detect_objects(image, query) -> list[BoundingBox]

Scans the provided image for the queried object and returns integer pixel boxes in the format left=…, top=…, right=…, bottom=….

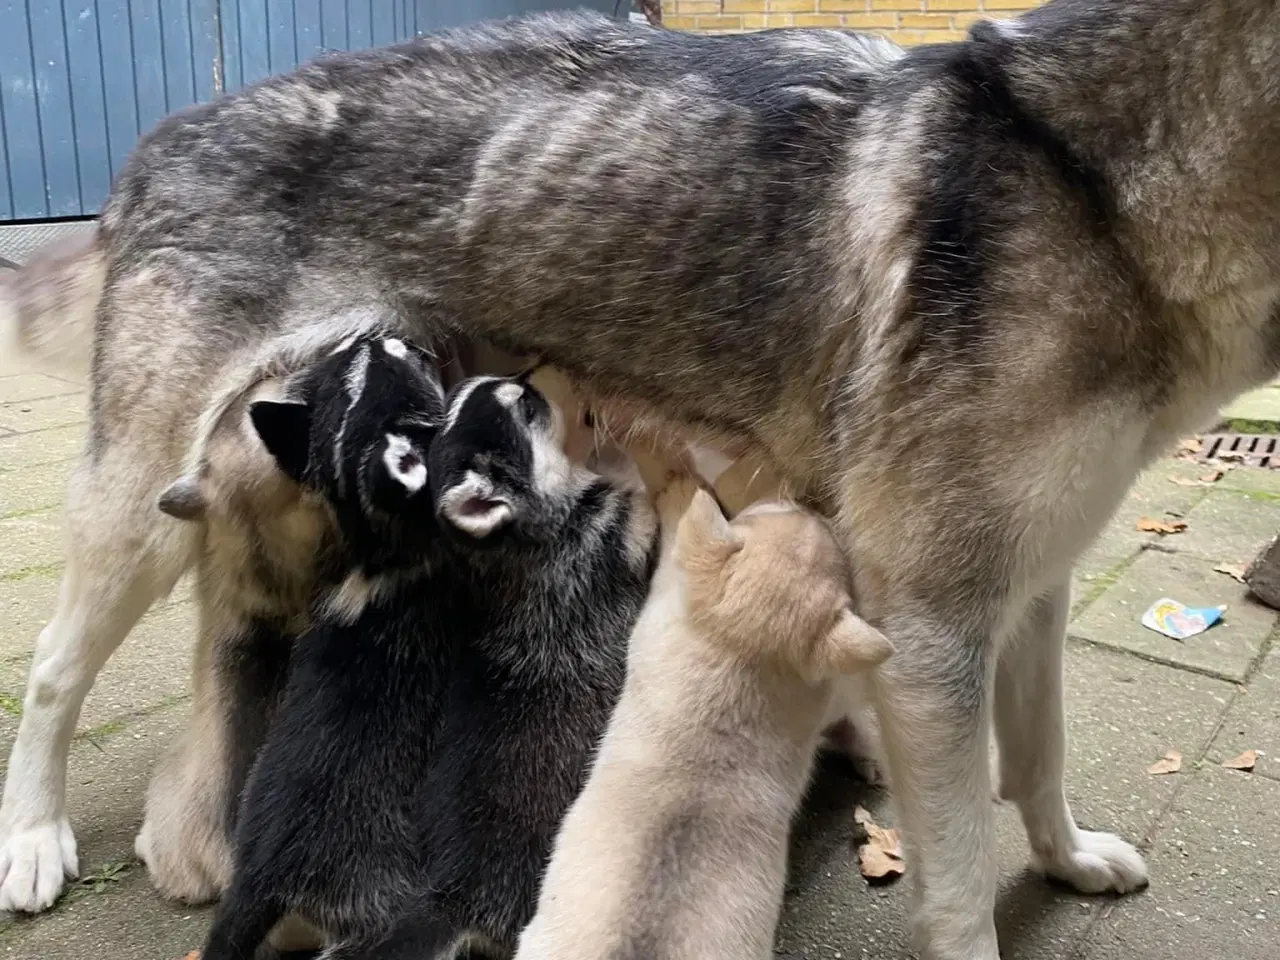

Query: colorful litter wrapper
left=1141, top=597, right=1226, bottom=641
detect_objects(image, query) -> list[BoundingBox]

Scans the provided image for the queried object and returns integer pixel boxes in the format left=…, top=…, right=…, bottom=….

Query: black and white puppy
left=201, top=359, right=657, bottom=960
left=199, top=332, right=454, bottom=960
left=338, top=373, right=657, bottom=959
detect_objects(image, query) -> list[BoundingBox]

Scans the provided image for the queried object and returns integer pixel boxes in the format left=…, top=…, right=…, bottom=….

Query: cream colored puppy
left=514, top=456, right=893, bottom=960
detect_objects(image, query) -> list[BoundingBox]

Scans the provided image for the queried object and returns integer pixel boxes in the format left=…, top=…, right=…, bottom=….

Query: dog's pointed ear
left=437, top=471, right=515, bottom=539
left=249, top=400, right=311, bottom=483
left=814, top=608, right=894, bottom=678
left=156, top=474, right=207, bottom=521
left=679, top=488, right=743, bottom=550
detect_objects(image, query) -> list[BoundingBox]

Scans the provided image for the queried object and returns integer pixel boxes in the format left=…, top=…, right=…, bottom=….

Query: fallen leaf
left=1148, top=749, right=1183, bottom=775
left=1176, top=436, right=1202, bottom=457
left=854, top=805, right=906, bottom=882
left=1217, top=451, right=1247, bottom=463
left=1214, top=563, right=1248, bottom=583
left=1171, top=470, right=1226, bottom=487
left=180, top=953, right=200, bottom=960
left=1137, top=517, right=1188, bottom=535
left=1224, top=750, right=1258, bottom=772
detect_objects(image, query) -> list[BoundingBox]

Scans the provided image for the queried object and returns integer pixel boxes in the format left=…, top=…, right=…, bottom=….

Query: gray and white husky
left=4, top=4, right=1280, bottom=957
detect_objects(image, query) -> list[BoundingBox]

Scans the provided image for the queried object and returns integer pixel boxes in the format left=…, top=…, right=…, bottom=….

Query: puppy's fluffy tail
left=0, top=229, right=105, bottom=382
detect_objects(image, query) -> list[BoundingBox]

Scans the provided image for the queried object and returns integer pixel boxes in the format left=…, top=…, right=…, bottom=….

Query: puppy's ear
left=249, top=400, right=311, bottom=483
left=375, top=432, right=430, bottom=499
left=156, top=474, right=207, bottom=521
left=812, top=608, right=894, bottom=678
left=437, top=472, right=515, bottom=539
left=678, top=488, right=743, bottom=549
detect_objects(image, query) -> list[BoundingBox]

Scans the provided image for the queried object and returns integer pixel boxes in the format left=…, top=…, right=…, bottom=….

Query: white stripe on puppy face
left=493, top=382, right=525, bottom=408
left=383, top=337, right=408, bottom=358
left=444, top=376, right=501, bottom=431
left=344, top=343, right=371, bottom=402
left=383, top=433, right=427, bottom=493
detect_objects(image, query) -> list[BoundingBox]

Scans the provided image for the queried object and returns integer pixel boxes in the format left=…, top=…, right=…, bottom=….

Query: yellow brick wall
left=663, top=1, right=1047, bottom=45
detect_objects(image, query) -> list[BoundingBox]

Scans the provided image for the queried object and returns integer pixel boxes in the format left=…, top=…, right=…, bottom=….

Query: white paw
left=0, top=818, right=78, bottom=912
left=1037, top=829, right=1148, bottom=895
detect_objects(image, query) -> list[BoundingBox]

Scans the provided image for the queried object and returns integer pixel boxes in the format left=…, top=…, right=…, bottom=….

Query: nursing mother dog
left=6, top=3, right=1280, bottom=958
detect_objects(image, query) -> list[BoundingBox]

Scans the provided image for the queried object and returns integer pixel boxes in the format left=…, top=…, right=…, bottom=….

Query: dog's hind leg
left=870, top=610, right=1001, bottom=960
left=993, top=580, right=1148, bottom=895
left=0, top=452, right=192, bottom=912
left=137, top=611, right=293, bottom=904
left=318, top=912, right=462, bottom=960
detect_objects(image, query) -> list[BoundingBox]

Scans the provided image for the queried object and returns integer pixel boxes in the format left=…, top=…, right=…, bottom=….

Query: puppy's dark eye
left=583, top=409, right=596, bottom=429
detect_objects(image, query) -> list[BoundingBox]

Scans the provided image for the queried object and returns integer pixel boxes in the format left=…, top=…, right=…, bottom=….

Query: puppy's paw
left=0, top=818, right=78, bottom=912
left=1036, top=829, right=1148, bottom=895
left=134, top=814, right=230, bottom=904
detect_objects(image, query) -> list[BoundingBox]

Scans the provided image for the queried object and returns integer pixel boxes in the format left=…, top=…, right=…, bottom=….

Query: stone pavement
left=0, top=360, right=1277, bottom=960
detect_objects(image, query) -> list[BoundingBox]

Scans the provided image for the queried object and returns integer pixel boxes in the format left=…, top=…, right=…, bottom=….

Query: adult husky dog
left=4, top=3, right=1279, bottom=957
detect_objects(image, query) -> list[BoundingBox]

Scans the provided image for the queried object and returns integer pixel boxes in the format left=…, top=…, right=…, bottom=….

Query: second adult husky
left=5, top=4, right=1280, bottom=957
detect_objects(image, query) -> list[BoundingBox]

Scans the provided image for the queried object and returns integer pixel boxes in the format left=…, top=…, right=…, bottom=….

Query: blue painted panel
left=266, top=0, right=295, bottom=75
left=346, top=0, right=371, bottom=51
left=294, top=0, right=324, bottom=60
left=319, top=0, right=347, bottom=50
left=98, top=0, right=140, bottom=178
left=236, top=0, right=272, bottom=87
left=129, top=0, right=170, bottom=135
left=28, top=1, right=81, bottom=215
left=370, top=1, right=394, bottom=46
left=159, top=0, right=196, bottom=112
left=63, top=0, right=113, bottom=212
left=188, top=0, right=220, bottom=101
left=0, top=0, right=47, bottom=218
left=3, top=1, right=625, bottom=220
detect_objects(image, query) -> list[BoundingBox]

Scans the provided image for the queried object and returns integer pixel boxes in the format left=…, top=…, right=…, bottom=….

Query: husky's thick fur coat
left=4, top=3, right=1280, bottom=955
left=203, top=363, right=655, bottom=959
left=516, top=468, right=892, bottom=960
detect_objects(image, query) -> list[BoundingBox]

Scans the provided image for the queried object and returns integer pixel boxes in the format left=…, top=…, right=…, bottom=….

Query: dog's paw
left=1037, top=829, right=1148, bottom=895
left=134, top=819, right=228, bottom=904
left=0, top=818, right=78, bottom=912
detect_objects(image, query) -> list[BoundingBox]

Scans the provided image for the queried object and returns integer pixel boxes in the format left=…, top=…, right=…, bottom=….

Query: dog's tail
left=0, top=228, right=105, bottom=382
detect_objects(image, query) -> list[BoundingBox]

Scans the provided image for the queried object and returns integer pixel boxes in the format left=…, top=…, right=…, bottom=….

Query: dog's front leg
left=993, top=580, right=1148, bottom=894
left=871, top=612, right=1000, bottom=960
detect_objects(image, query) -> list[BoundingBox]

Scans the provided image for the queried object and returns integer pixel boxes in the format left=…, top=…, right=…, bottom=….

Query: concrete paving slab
left=1073, top=460, right=1214, bottom=613
left=1058, top=643, right=1237, bottom=844
left=1216, top=465, right=1280, bottom=499
left=0, top=461, right=75, bottom=519
left=1175, top=491, right=1280, bottom=567
left=0, top=376, right=81, bottom=406
left=774, top=644, right=1237, bottom=960
left=1082, top=767, right=1280, bottom=960
left=1207, top=653, right=1280, bottom=782
left=0, top=511, right=63, bottom=579
left=1220, top=381, right=1280, bottom=427
left=0, top=572, right=60, bottom=661
left=0, top=601, right=197, bottom=752
left=0, top=426, right=86, bottom=471
left=0, top=704, right=212, bottom=959
left=0, top=397, right=88, bottom=436
left=1070, top=550, right=1277, bottom=683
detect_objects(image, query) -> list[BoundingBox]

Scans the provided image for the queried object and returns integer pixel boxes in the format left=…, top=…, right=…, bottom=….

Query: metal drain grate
left=1197, top=433, right=1280, bottom=468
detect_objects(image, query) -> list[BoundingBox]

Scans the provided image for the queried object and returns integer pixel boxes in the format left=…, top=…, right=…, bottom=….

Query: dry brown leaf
left=1214, top=563, right=1248, bottom=583
left=854, top=805, right=906, bottom=882
left=1176, top=436, right=1202, bottom=457
left=1171, top=469, right=1226, bottom=487
left=1224, top=750, right=1258, bottom=772
left=1137, top=517, right=1188, bottom=535
left=1148, top=750, right=1183, bottom=775
left=181, top=953, right=200, bottom=960
left=1199, top=469, right=1225, bottom=483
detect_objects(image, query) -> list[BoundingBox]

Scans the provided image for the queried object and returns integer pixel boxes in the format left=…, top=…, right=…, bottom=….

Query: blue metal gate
left=0, top=1, right=620, bottom=221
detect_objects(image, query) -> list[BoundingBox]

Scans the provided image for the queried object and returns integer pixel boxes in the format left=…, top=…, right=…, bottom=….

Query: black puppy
left=199, top=333, right=454, bottom=960
left=201, top=360, right=657, bottom=959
